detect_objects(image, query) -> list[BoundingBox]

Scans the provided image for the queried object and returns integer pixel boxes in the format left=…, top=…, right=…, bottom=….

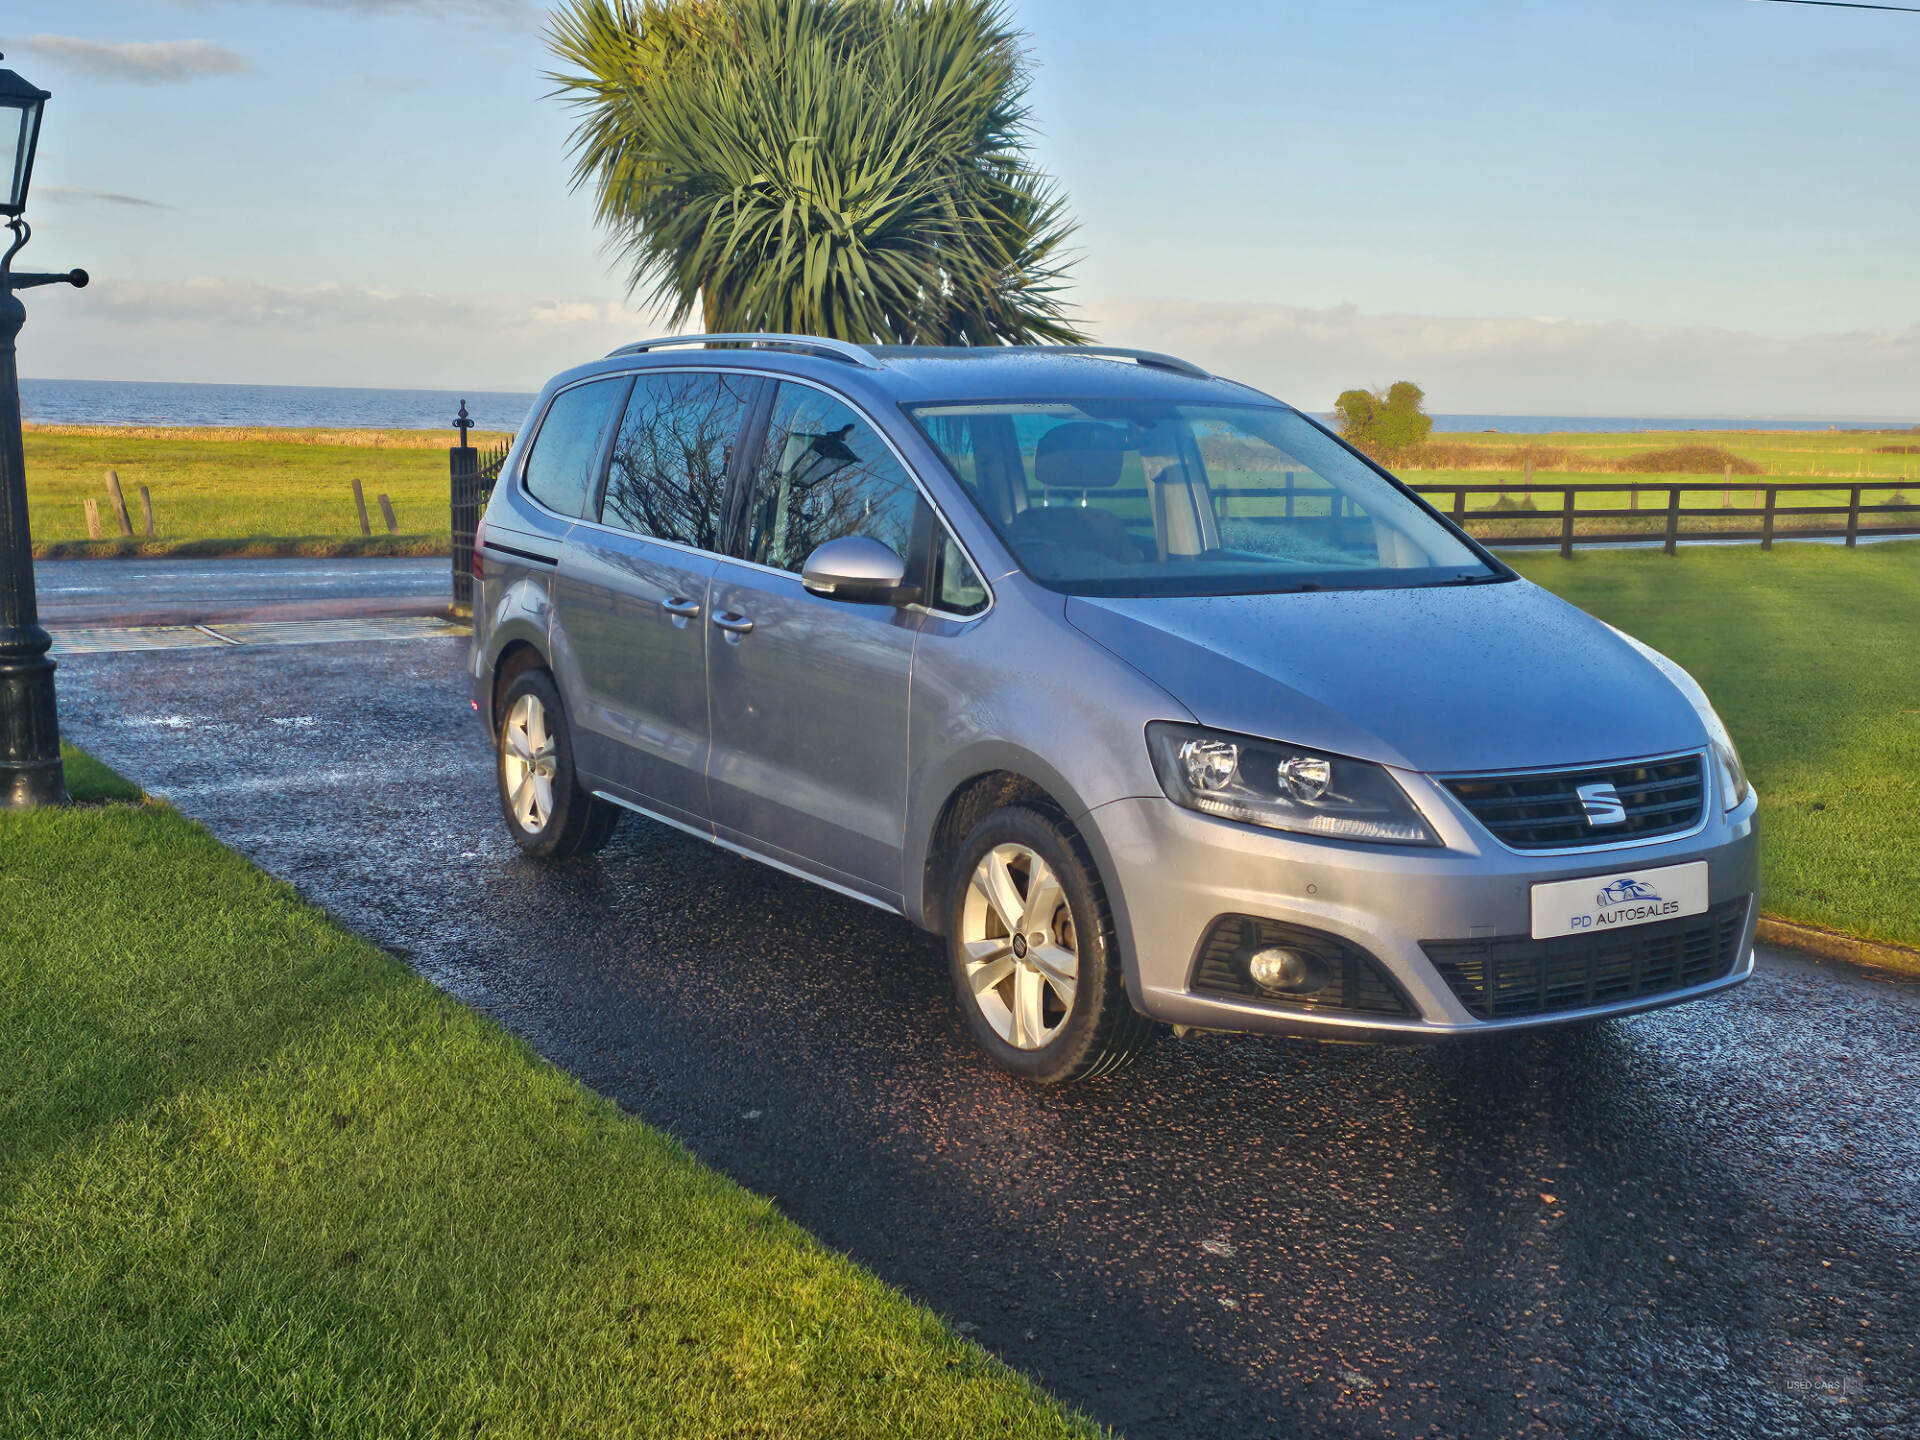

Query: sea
left=18, top=377, right=1920, bottom=436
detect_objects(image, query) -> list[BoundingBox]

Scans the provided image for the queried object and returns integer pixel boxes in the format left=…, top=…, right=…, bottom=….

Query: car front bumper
left=1085, top=776, right=1762, bottom=1041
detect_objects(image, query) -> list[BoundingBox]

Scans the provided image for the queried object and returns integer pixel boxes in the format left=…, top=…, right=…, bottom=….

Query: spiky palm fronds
left=546, top=0, right=1085, bottom=344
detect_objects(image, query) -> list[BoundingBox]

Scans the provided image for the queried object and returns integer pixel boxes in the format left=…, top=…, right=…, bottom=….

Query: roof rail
left=605, top=333, right=885, bottom=370
left=1044, top=346, right=1212, bottom=380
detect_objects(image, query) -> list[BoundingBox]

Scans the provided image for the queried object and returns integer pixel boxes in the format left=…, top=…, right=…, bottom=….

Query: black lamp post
left=0, top=54, right=87, bottom=808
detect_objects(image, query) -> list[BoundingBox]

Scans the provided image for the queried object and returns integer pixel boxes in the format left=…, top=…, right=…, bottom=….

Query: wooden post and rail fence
left=1008, top=472, right=1919, bottom=561
left=1406, top=478, right=1919, bottom=558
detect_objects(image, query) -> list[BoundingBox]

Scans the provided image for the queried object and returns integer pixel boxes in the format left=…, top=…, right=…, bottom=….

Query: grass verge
left=23, top=428, right=478, bottom=551
left=0, top=750, right=1100, bottom=1439
left=1513, top=541, right=1920, bottom=953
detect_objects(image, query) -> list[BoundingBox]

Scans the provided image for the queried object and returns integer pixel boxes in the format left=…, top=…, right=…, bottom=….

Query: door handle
left=711, top=611, right=755, bottom=635
left=661, top=596, right=702, bottom=618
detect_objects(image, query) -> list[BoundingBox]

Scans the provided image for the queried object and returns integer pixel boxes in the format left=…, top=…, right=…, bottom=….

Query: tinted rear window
left=523, top=378, right=628, bottom=519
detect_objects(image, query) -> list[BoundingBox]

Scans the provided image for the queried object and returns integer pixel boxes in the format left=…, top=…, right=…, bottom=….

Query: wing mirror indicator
left=800, top=536, right=918, bottom=605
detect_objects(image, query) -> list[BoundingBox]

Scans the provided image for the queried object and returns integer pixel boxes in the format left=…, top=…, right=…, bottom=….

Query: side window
left=522, top=378, right=628, bottom=519
left=600, top=371, right=757, bottom=552
left=936, top=532, right=990, bottom=615
left=743, top=383, right=920, bottom=573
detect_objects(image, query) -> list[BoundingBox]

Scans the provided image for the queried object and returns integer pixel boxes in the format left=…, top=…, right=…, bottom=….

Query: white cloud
left=1089, top=297, right=1920, bottom=420
left=14, top=276, right=1919, bottom=422
left=16, top=276, right=682, bottom=392
left=16, top=36, right=249, bottom=83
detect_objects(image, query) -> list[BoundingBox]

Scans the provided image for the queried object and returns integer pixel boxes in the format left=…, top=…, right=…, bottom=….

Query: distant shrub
left=1615, top=445, right=1762, bottom=476
left=1335, top=381, right=1433, bottom=458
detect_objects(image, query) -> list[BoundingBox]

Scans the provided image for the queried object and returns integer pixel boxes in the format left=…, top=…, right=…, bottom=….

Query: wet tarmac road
left=54, top=638, right=1920, bottom=1440
left=36, top=556, right=449, bottom=627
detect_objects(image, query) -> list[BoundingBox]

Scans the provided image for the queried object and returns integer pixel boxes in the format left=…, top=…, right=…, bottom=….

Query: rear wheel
left=495, top=668, right=618, bottom=858
left=945, top=805, right=1155, bottom=1085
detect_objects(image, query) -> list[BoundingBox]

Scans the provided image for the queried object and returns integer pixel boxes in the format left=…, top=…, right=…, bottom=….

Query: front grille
left=1193, top=916, right=1412, bottom=1016
left=1422, top=897, right=1749, bottom=1020
left=1444, top=753, right=1707, bottom=851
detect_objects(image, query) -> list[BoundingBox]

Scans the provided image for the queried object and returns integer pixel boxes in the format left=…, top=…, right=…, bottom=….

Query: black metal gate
left=449, top=400, right=512, bottom=607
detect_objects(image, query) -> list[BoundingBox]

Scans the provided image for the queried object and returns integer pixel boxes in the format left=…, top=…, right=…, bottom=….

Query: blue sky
left=6, top=0, right=1917, bottom=415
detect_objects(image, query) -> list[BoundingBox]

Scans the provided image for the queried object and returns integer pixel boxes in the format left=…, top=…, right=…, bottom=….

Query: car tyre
left=495, top=667, right=619, bottom=859
left=946, top=805, right=1155, bottom=1085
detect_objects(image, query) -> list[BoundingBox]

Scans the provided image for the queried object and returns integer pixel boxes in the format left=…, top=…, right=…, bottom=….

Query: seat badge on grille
left=1576, top=781, right=1628, bottom=826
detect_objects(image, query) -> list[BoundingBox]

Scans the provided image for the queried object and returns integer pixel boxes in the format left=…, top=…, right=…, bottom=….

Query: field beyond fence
left=20, top=421, right=1919, bottom=558
left=22, top=424, right=511, bottom=557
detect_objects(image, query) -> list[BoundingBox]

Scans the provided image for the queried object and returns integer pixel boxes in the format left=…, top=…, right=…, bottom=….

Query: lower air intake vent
left=1422, top=897, right=1749, bottom=1021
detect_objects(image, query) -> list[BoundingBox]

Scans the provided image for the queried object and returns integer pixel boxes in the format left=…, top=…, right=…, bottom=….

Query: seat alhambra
left=469, top=335, right=1759, bottom=1085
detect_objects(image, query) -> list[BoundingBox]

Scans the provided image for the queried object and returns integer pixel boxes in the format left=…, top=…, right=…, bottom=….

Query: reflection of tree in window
left=602, top=373, right=753, bottom=550
left=750, top=387, right=918, bottom=573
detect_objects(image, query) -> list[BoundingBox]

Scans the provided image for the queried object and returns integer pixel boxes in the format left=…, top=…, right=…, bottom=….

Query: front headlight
left=1146, top=722, right=1439, bottom=846
left=1607, top=628, right=1751, bottom=812
left=1702, top=710, right=1749, bottom=812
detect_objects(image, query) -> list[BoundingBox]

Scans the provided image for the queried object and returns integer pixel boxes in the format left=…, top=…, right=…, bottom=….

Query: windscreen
left=910, top=400, right=1499, bottom=598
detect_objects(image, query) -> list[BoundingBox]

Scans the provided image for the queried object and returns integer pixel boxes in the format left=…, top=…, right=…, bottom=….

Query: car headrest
left=1034, top=422, right=1127, bottom=490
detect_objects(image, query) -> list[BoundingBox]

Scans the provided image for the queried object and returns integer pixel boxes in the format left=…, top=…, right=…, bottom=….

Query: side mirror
left=800, top=536, right=915, bottom=604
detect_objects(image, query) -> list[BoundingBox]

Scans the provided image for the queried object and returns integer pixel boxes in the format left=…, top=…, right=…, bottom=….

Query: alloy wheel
left=959, top=843, right=1080, bottom=1050
left=501, top=692, right=558, bottom=834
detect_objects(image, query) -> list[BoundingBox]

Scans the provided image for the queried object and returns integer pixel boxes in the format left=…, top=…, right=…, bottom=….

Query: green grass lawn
left=0, top=749, right=1100, bottom=1439
left=1512, top=541, right=1920, bottom=951
left=21, top=427, right=509, bottom=555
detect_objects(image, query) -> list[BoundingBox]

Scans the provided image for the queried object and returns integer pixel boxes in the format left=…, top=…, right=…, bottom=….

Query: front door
left=706, top=380, right=927, bottom=905
left=552, top=369, right=760, bottom=827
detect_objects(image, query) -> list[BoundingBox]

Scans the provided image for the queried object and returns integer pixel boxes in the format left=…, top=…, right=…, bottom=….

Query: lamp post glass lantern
left=0, top=54, right=86, bottom=809
left=0, top=62, right=48, bottom=216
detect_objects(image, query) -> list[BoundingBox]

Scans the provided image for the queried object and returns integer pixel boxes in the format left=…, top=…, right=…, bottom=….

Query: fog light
left=1245, top=946, right=1329, bottom=994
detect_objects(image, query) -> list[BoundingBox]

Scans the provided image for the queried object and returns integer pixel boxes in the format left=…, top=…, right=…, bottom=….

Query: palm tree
left=546, top=0, right=1085, bottom=344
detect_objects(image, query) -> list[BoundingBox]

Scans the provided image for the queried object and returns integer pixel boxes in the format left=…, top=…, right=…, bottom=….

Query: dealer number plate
left=1529, top=861, right=1709, bottom=941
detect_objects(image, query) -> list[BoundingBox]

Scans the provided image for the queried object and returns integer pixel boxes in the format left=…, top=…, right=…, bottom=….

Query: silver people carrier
left=469, top=335, right=1760, bottom=1085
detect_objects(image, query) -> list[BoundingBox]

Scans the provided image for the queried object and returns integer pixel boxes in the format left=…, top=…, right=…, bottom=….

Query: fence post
left=351, top=477, right=372, bottom=537
left=1452, top=488, right=1466, bottom=526
left=1846, top=486, right=1861, bottom=547
left=138, top=485, right=154, bottom=539
left=450, top=401, right=479, bottom=609
left=1560, top=487, right=1576, bottom=559
left=1663, top=487, right=1681, bottom=556
left=1762, top=487, right=1777, bottom=551
left=105, top=470, right=134, bottom=536
left=1722, top=463, right=1732, bottom=508
left=377, top=494, right=399, bottom=534
left=1284, top=471, right=1295, bottom=519
left=84, top=498, right=103, bottom=540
